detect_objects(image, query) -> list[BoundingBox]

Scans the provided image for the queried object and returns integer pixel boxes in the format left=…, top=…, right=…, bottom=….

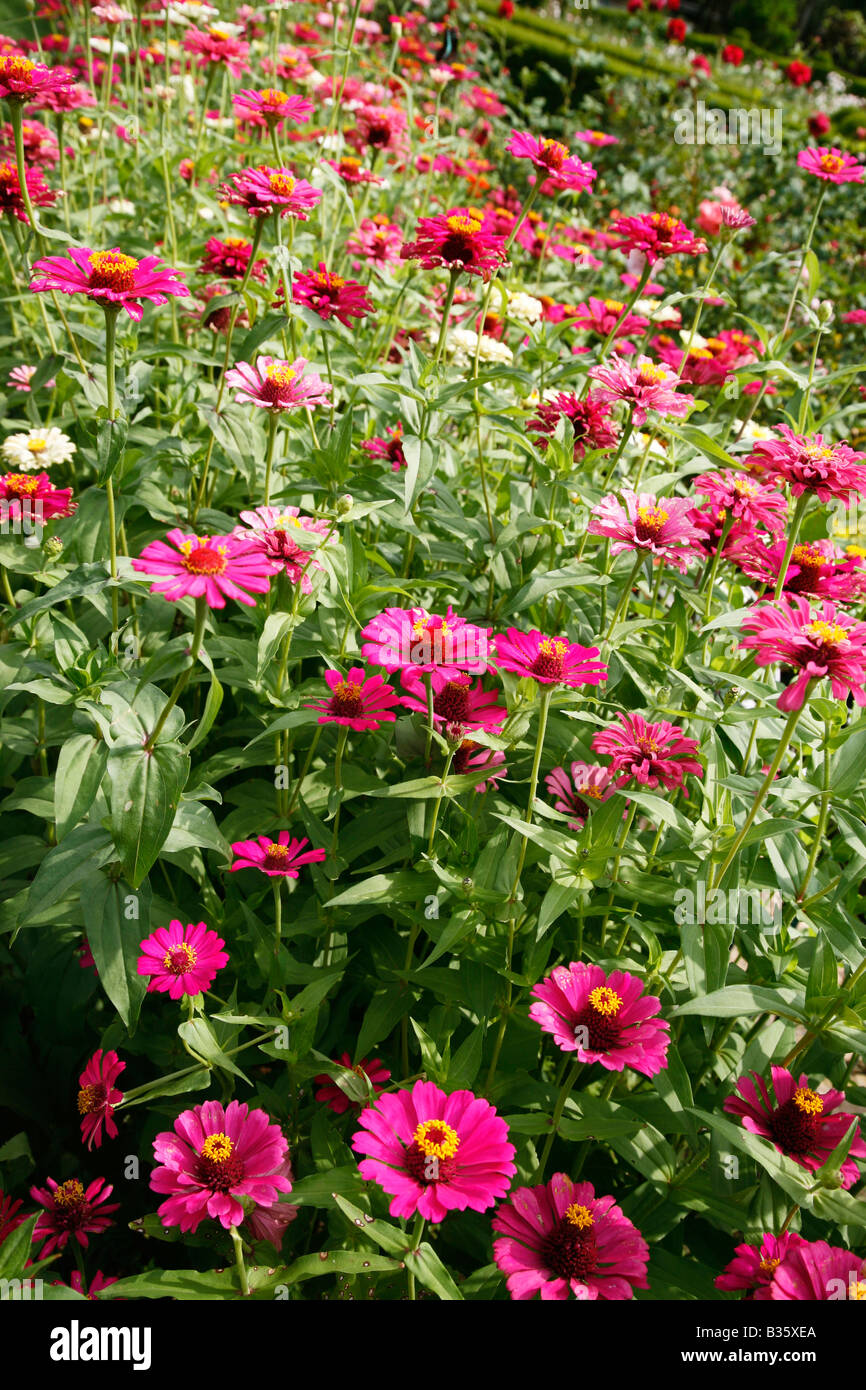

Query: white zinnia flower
left=2, top=427, right=76, bottom=470
left=507, top=291, right=543, bottom=324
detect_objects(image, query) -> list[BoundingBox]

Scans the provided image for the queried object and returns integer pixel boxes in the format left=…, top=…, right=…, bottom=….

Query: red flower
left=721, top=44, right=744, bottom=66
left=786, top=60, right=812, bottom=86
left=498, top=0, right=515, bottom=17
left=666, top=17, right=686, bottom=41
left=808, top=112, right=831, bottom=138
left=77, top=1049, right=125, bottom=1151
left=292, top=263, right=375, bottom=327
left=31, top=1177, right=119, bottom=1257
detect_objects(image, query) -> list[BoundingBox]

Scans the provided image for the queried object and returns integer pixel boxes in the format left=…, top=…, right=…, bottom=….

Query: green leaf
left=81, top=873, right=149, bottom=1031
left=23, top=825, right=115, bottom=925
left=53, top=734, right=108, bottom=840
left=186, top=670, right=223, bottom=751
left=177, top=1018, right=250, bottom=1082
left=107, top=739, right=189, bottom=889
left=671, top=985, right=808, bottom=1022
left=405, top=1242, right=464, bottom=1300
left=332, top=1194, right=409, bottom=1255
left=0, top=1214, right=37, bottom=1279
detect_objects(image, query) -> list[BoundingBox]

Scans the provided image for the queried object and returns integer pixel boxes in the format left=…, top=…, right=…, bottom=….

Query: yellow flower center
left=0, top=55, right=35, bottom=81
left=638, top=363, right=667, bottom=385
left=805, top=620, right=847, bottom=647
left=88, top=250, right=139, bottom=291
left=759, top=1257, right=780, bottom=1275
left=315, top=270, right=345, bottom=289
left=564, top=1202, right=594, bottom=1229
left=446, top=213, right=482, bottom=234
left=637, top=505, right=670, bottom=525
left=412, top=1118, right=460, bottom=1159
left=733, top=478, right=758, bottom=495
left=27, top=437, right=48, bottom=452
left=179, top=538, right=228, bottom=576
left=588, top=985, right=622, bottom=1016
left=260, top=88, right=288, bottom=105
left=651, top=212, right=677, bottom=232
left=77, top=1084, right=104, bottom=1115
left=209, top=27, right=230, bottom=40
left=223, top=236, right=248, bottom=249
left=846, top=545, right=866, bottom=559
left=603, top=299, right=625, bottom=314
left=538, top=638, right=567, bottom=657
left=805, top=444, right=835, bottom=459
left=3, top=472, right=39, bottom=494
left=852, top=1280, right=866, bottom=1300
left=200, top=1132, right=233, bottom=1162
left=265, top=362, right=297, bottom=387
left=268, top=171, right=296, bottom=196
left=54, top=1179, right=85, bottom=1208
left=792, top=544, right=827, bottom=567
left=541, top=138, right=569, bottom=168
left=793, top=1086, right=823, bottom=1116
left=819, top=154, right=844, bottom=174
left=340, top=156, right=362, bottom=170
left=163, top=941, right=197, bottom=972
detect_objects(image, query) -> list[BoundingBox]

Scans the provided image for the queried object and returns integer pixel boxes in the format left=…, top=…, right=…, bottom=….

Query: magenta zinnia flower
left=229, top=832, right=327, bottom=878
left=399, top=668, right=506, bottom=730
left=506, top=130, right=596, bottom=194
left=233, top=88, right=313, bottom=125
left=724, top=1066, right=866, bottom=1189
left=609, top=210, right=708, bottom=264
left=314, top=1052, right=391, bottom=1115
left=746, top=424, right=866, bottom=503
left=797, top=146, right=864, bottom=184
left=132, top=528, right=276, bottom=608
left=346, top=216, right=402, bottom=265
left=351, top=1080, right=515, bottom=1222
left=137, top=920, right=228, bottom=1000
left=0, top=54, right=73, bottom=104
left=545, top=762, right=614, bottom=829
left=30, top=247, right=187, bottom=321
left=361, top=605, right=491, bottom=677
left=150, top=1099, right=291, bottom=1233
left=715, top=1232, right=806, bottom=1297
left=305, top=666, right=400, bottom=730
left=764, top=1241, right=866, bottom=1300
left=0, top=157, right=56, bottom=222
left=492, top=1173, right=650, bottom=1301
left=694, top=470, right=788, bottom=533
left=0, top=471, right=75, bottom=523
left=493, top=628, right=607, bottom=688
left=51, top=1270, right=120, bottom=1300
left=527, top=391, right=618, bottom=459
left=530, top=962, right=670, bottom=1076
left=589, top=490, right=704, bottom=573
left=589, top=353, right=695, bottom=427
left=31, top=1177, right=118, bottom=1256
left=293, top=264, right=375, bottom=326
left=362, top=422, right=405, bottom=470
left=199, top=234, right=267, bottom=283
left=235, top=505, right=331, bottom=589
left=224, top=355, right=330, bottom=411
left=592, top=712, right=703, bottom=791
left=0, top=1190, right=26, bottom=1248
left=739, top=596, right=866, bottom=711
left=401, top=208, right=507, bottom=281
left=219, top=165, right=322, bottom=220
left=77, top=1049, right=125, bottom=1151
left=728, top=536, right=866, bottom=603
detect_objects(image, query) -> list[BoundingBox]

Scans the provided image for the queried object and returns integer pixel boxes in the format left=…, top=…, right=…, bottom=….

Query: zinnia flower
left=183, top=25, right=250, bottom=75
left=399, top=668, right=506, bottom=730
left=51, top=1270, right=120, bottom=1299
left=325, top=155, right=384, bottom=186
left=137, top=920, right=228, bottom=1000
left=305, top=666, right=400, bottom=730
left=31, top=1177, right=118, bottom=1256
left=609, top=211, right=707, bottom=264
left=150, top=1099, right=291, bottom=1232
left=199, top=235, right=267, bottom=283
left=1, top=425, right=74, bottom=469
left=530, top=962, right=670, bottom=1076
left=762, top=1241, right=866, bottom=1301
left=493, top=629, right=608, bottom=688
left=545, top=762, right=614, bottom=829
left=592, top=712, right=703, bottom=791
left=224, top=355, right=330, bottom=411
left=77, top=1049, right=125, bottom=1150
left=229, top=832, right=327, bottom=878
left=729, top=536, right=866, bottom=603
left=234, top=505, right=331, bottom=590
left=723, top=1066, right=866, bottom=1189
left=797, top=146, right=864, bottom=184
left=0, top=55, right=74, bottom=104
left=527, top=391, right=618, bottom=459
left=400, top=208, right=507, bottom=281
left=346, top=215, right=402, bottom=265
left=132, top=528, right=276, bottom=608
left=219, top=165, right=322, bottom=220
left=233, top=88, right=313, bottom=124
left=292, top=264, right=375, bottom=326
left=739, top=595, right=866, bottom=711
left=314, top=1052, right=391, bottom=1115
left=589, top=491, right=704, bottom=572
left=360, top=605, right=491, bottom=677
left=0, top=470, right=75, bottom=523
left=351, top=1080, right=516, bottom=1222
left=492, top=1173, right=650, bottom=1301
left=0, top=1190, right=26, bottom=1247
left=715, top=1232, right=806, bottom=1297
left=694, top=470, right=788, bottom=532
left=505, top=130, right=596, bottom=194
left=7, top=364, right=55, bottom=392
left=0, top=157, right=56, bottom=222
left=362, top=423, right=405, bottom=470
left=30, top=247, right=188, bottom=321
left=745, top=424, right=866, bottom=503
left=588, top=353, right=695, bottom=426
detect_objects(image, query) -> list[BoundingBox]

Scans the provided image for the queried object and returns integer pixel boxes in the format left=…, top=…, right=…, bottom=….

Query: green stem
left=434, top=268, right=459, bottom=365
left=605, top=552, right=643, bottom=640
left=263, top=411, right=279, bottom=506
left=508, top=687, right=553, bottom=900
left=427, top=751, right=455, bottom=858
left=535, top=1059, right=581, bottom=1182
left=143, top=595, right=208, bottom=751
left=230, top=1226, right=250, bottom=1296
left=795, top=719, right=832, bottom=903
left=773, top=492, right=810, bottom=602
left=104, top=307, right=121, bottom=635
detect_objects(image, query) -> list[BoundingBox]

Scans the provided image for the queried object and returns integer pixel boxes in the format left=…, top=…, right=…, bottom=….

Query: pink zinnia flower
left=292, top=263, right=375, bottom=326
left=224, top=355, right=330, bottom=412
left=183, top=26, right=250, bottom=75
left=51, top=1270, right=120, bottom=1300
left=199, top=235, right=267, bottom=283
left=694, top=470, right=788, bottom=532
left=589, top=491, right=704, bottom=572
left=235, top=505, right=331, bottom=590
left=314, top=1052, right=391, bottom=1115
left=797, top=146, right=864, bottom=184
left=132, top=528, right=275, bottom=608
left=0, top=54, right=73, bottom=104
left=31, top=1177, right=118, bottom=1257
left=763, top=1241, right=866, bottom=1301
left=452, top=739, right=508, bottom=792
left=0, top=1190, right=26, bottom=1247
left=325, top=155, right=384, bottom=186
left=346, top=215, right=402, bottom=265
left=0, top=471, right=75, bottom=523
left=715, top=1233, right=806, bottom=1297
left=746, top=424, right=866, bottom=503
left=592, top=712, right=703, bottom=791
left=724, top=1066, right=866, bottom=1189
left=345, top=103, right=407, bottom=157
left=137, top=920, right=228, bottom=1000
left=739, top=596, right=866, bottom=711
left=527, top=391, right=618, bottom=460
left=219, top=165, right=322, bottom=220
left=233, top=87, right=313, bottom=124
left=401, top=208, right=507, bottom=281
left=362, top=423, right=405, bottom=470
left=570, top=296, right=649, bottom=341
left=842, top=308, right=866, bottom=325
left=0, top=157, right=56, bottom=222
left=720, top=204, right=757, bottom=230
left=399, top=668, right=506, bottom=730
left=306, top=666, right=400, bottom=730
left=30, top=247, right=188, bottom=322
left=492, top=1173, right=650, bottom=1301
left=729, top=536, right=866, bottom=603
left=229, top=832, right=327, bottom=878
left=351, top=1080, right=516, bottom=1222
left=361, top=605, right=491, bottom=677
left=506, top=130, right=596, bottom=194
left=7, top=364, right=55, bottom=392
left=588, top=353, right=695, bottom=427
left=609, top=211, right=708, bottom=264
left=243, top=1156, right=297, bottom=1245
left=530, top=962, right=670, bottom=1076
left=150, top=1099, right=291, bottom=1233
left=493, top=629, right=608, bottom=688
left=77, top=1049, right=125, bottom=1151
left=574, top=129, right=619, bottom=147
left=545, top=762, right=614, bottom=829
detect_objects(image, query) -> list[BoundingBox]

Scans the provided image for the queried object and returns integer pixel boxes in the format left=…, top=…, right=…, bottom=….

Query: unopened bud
left=44, top=535, right=64, bottom=558
left=335, top=493, right=353, bottom=516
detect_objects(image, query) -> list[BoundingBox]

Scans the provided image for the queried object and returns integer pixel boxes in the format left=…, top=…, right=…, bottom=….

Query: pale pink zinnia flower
left=746, top=424, right=866, bottom=503
left=693, top=470, right=788, bottom=533
left=530, top=962, right=670, bottom=1076
left=592, top=712, right=703, bottom=791
left=724, top=1067, right=866, bottom=1189
left=7, top=363, right=55, bottom=392
left=137, top=920, right=228, bottom=1000
left=132, top=529, right=276, bottom=608
left=588, top=354, right=695, bottom=426
left=739, top=595, right=866, bottom=711
left=545, top=762, right=614, bottom=829
left=589, top=491, right=704, bottom=572
left=77, top=1049, right=125, bottom=1151
left=224, top=355, right=330, bottom=411
left=346, top=216, right=403, bottom=265
left=150, top=1099, right=291, bottom=1232
left=492, top=1173, right=650, bottom=1301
